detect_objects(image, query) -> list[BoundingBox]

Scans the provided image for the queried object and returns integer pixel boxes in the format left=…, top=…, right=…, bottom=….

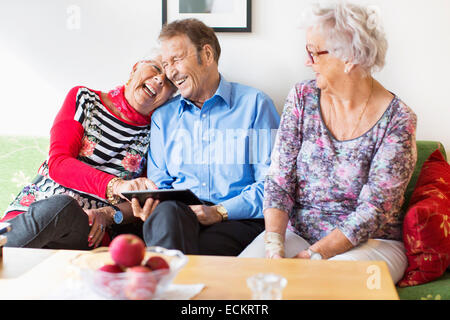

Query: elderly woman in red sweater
left=1, top=54, right=176, bottom=249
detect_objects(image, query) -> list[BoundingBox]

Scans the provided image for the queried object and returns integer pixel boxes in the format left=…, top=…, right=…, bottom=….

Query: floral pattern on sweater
left=264, top=80, right=417, bottom=246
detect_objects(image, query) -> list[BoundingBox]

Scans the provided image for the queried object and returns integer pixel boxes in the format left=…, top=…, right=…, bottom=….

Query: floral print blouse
left=264, top=80, right=417, bottom=246
left=6, top=87, right=150, bottom=213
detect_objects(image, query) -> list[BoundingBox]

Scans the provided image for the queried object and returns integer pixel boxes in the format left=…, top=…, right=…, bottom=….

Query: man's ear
left=202, top=44, right=216, bottom=65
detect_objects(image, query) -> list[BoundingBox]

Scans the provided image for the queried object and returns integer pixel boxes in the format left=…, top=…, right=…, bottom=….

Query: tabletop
left=0, top=247, right=399, bottom=300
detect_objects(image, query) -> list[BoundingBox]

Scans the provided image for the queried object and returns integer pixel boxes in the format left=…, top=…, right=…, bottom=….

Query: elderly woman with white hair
left=1, top=53, right=176, bottom=249
left=239, top=2, right=417, bottom=284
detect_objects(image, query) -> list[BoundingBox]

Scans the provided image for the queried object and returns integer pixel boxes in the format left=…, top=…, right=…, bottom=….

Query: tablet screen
left=121, top=189, right=204, bottom=206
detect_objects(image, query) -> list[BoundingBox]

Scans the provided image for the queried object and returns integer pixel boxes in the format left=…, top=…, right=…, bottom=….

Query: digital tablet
left=121, top=189, right=204, bottom=206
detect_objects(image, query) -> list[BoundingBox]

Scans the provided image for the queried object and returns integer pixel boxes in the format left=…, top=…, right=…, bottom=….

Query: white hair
left=301, top=1, right=388, bottom=74
left=142, top=47, right=162, bottom=61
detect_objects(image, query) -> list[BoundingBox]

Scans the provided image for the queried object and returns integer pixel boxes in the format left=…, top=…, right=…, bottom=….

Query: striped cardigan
left=7, top=86, right=151, bottom=213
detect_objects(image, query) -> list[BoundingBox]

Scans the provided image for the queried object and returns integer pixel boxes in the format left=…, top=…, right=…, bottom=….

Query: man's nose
left=167, top=66, right=178, bottom=83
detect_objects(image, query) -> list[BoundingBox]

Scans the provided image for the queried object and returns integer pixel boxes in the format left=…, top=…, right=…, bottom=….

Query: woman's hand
left=266, top=252, right=283, bottom=259
left=84, top=206, right=114, bottom=248
left=264, top=232, right=285, bottom=259
left=263, top=208, right=289, bottom=259
left=294, top=229, right=354, bottom=260
left=294, top=250, right=311, bottom=259
left=112, top=177, right=158, bottom=200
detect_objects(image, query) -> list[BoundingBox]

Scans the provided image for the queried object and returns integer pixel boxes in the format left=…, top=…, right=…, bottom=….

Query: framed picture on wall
left=162, top=0, right=251, bottom=32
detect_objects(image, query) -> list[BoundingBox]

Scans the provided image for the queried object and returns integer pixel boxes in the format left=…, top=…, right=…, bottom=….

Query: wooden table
left=0, top=247, right=399, bottom=300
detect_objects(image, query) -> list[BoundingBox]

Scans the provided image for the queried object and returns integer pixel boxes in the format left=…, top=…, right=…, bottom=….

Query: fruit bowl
left=71, top=246, right=188, bottom=300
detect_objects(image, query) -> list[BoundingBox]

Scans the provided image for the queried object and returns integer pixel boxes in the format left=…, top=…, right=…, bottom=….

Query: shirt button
left=202, top=114, right=207, bottom=118
left=202, top=182, right=206, bottom=187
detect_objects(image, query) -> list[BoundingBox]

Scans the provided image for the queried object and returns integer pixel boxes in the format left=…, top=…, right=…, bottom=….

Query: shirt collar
left=177, top=74, right=232, bottom=118
left=214, top=74, right=232, bottom=109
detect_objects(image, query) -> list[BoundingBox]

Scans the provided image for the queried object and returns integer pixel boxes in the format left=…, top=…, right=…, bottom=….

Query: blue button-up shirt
left=147, top=76, right=280, bottom=219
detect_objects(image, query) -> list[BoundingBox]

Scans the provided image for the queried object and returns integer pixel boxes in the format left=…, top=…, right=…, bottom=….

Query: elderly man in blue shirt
left=131, top=18, right=280, bottom=256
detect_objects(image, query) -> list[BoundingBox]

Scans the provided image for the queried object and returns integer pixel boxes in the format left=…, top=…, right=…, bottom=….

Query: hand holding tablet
left=121, top=189, right=203, bottom=207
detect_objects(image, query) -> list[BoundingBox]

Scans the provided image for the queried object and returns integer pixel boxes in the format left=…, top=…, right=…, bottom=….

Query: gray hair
left=301, top=1, right=388, bottom=74
left=136, top=47, right=163, bottom=67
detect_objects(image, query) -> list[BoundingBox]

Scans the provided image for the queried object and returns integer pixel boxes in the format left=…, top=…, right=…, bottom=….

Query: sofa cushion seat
left=397, top=272, right=450, bottom=300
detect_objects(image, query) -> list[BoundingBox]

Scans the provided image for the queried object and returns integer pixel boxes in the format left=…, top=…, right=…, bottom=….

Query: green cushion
left=0, top=136, right=49, bottom=219
left=397, top=272, right=450, bottom=300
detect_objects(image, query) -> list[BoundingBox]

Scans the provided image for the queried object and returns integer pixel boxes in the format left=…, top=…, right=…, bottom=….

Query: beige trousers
left=238, top=230, right=408, bottom=284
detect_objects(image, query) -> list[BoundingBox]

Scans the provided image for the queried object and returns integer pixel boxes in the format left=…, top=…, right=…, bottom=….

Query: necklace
left=327, top=77, right=374, bottom=140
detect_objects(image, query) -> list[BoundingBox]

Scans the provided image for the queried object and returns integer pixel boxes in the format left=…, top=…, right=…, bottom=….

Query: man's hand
left=189, top=205, right=222, bottom=226
left=131, top=197, right=160, bottom=222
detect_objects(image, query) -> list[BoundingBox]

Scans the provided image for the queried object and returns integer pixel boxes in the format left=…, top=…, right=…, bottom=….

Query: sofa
left=0, top=136, right=448, bottom=300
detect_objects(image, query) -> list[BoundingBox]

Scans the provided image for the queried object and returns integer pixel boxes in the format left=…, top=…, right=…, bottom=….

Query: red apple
left=124, top=266, right=157, bottom=300
left=145, top=256, right=170, bottom=280
left=98, top=264, right=123, bottom=273
left=109, top=234, right=146, bottom=268
left=94, top=264, right=125, bottom=298
left=127, top=265, right=152, bottom=273
left=145, top=256, right=170, bottom=271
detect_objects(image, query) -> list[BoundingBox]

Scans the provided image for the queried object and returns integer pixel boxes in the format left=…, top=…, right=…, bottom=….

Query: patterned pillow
left=398, top=150, right=450, bottom=287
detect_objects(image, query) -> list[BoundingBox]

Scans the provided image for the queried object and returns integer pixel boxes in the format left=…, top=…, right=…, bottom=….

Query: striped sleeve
left=47, top=86, right=115, bottom=199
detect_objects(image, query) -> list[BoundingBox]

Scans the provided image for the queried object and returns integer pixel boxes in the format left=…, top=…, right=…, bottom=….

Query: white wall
left=0, top=0, right=449, bottom=154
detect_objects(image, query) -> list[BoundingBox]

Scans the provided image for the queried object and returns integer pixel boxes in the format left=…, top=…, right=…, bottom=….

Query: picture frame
left=162, top=0, right=252, bottom=32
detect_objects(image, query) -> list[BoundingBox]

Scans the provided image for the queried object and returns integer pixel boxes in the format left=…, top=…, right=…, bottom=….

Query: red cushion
left=398, top=149, right=450, bottom=287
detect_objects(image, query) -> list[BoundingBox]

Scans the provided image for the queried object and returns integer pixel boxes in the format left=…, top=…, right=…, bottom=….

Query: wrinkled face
left=125, top=58, right=176, bottom=115
left=160, top=34, right=210, bottom=103
left=305, top=26, right=346, bottom=91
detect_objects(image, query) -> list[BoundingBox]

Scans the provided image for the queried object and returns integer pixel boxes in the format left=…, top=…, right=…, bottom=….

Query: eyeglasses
left=306, top=45, right=329, bottom=64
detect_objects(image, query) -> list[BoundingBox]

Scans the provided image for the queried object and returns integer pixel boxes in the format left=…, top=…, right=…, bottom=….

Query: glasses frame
left=306, top=45, right=329, bottom=64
